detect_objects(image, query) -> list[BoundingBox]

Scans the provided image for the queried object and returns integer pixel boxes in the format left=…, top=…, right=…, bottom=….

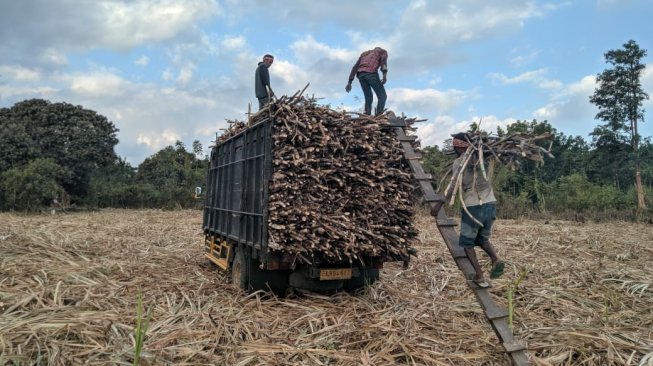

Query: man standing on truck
left=430, top=133, right=505, bottom=288
left=345, top=47, right=388, bottom=116
left=255, top=54, right=274, bottom=110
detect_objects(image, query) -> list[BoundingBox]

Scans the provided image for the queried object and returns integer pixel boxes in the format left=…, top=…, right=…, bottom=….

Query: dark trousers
left=258, top=96, right=270, bottom=110
left=357, top=72, right=387, bottom=115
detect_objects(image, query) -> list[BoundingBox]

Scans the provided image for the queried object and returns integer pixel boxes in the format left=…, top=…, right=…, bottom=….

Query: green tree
left=136, top=141, right=207, bottom=208
left=192, top=139, right=204, bottom=160
left=589, top=40, right=649, bottom=209
left=0, top=159, right=69, bottom=211
left=421, top=145, right=454, bottom=190
left=85, top=158, right=139, bottom=208
left=0, top=99, right=119, bottom=200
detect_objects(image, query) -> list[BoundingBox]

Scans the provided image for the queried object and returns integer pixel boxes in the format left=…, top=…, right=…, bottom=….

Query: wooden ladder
left=388, top=116, right=531, bottom=366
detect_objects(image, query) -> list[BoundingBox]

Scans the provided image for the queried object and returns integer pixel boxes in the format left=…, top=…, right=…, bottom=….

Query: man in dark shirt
left=345, top=47, right=388, bottom=116
left=254, top=54, right=274, bottom=110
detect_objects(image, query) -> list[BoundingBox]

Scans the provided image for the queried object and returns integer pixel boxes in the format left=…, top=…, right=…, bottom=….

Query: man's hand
left=430, top=202, right=443, bottom=217
left=345, top=83, right=352, bottom=93
left=381, top=76, right=387, bottom=85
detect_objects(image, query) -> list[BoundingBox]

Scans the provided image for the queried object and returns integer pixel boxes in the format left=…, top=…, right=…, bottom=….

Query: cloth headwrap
left=452, top=136, right=470, bottom=148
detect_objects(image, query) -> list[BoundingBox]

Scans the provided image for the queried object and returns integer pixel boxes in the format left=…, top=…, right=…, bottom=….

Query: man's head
left=451, top=132, right=470, bottom=156
left=263, top=54, right=274, bottom=67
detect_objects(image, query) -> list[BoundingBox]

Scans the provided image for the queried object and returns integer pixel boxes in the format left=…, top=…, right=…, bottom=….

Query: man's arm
left=379, top=50, right=388, bottom=84
left=431, top=160, right=462, bottom=217
left=260, top=66, right=270, bottom=88
left=260, top=66, right=274, bottom=97
left=345, top=59, right=360, bottom=92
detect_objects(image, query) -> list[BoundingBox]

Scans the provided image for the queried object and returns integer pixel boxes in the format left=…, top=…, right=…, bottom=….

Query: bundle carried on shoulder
left=443, top=129, right=555, bottom=211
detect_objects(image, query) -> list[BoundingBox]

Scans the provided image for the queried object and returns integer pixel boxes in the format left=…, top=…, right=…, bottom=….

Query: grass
left=507, top=267, right=529, bottom=329
left=133, top=293, right=151, bottom=366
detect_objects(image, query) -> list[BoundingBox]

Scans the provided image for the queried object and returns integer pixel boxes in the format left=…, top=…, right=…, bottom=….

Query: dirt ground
left=0, top=209, right=651, bottom=365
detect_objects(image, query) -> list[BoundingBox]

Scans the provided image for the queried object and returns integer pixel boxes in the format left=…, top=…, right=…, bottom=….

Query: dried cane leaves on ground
left=0, top=209, right=651, bottom=365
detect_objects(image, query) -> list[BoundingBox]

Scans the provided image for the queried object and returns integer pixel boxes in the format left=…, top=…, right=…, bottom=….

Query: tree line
left=0, top=40, right=650, bottom=219
left=0, top=99, right=208, bottom=211
left=422, top=118, right=653, bottom=220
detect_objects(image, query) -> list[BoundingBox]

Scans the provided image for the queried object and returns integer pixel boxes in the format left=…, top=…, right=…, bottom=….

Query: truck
left=202, top=108, right=413, bottom=295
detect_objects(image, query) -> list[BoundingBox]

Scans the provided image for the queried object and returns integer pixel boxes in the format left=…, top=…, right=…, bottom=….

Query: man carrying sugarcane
left=431, top=132, right=505, bottom=288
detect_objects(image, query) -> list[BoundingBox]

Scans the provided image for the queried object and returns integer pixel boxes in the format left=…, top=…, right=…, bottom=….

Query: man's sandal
left=472, top=278, right=492, bottom=288
left=490, top=261, right=505, bottom=279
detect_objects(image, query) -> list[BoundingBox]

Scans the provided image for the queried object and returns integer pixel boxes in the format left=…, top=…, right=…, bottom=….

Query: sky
left=1, top=0, right=652, bottom=165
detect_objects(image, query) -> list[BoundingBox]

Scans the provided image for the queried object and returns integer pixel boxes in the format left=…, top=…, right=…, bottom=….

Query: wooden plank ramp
left=389, top=115, right=531, bottom=366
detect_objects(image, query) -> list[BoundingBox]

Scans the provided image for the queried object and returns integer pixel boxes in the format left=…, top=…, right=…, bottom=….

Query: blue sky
left=1, top=0, right=651, bottom=165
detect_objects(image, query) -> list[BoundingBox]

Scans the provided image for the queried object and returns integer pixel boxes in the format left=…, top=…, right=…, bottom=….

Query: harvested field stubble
left=0, top=209, right=651, bottom=365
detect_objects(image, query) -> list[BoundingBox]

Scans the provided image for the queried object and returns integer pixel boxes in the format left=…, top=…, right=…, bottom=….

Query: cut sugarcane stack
left=218, top=90, right=419, bottom=264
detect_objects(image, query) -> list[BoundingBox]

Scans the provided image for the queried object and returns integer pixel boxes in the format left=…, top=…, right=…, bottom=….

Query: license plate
left=320, top=268, right=352, bottom=280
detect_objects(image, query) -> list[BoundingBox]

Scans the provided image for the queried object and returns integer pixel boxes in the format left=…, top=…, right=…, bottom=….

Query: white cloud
left=221, top=35, right=246, bottom=50
left=416, top=114, right=516, bottom=148
left=510, top=49, right=541, bottom=67
left=416, top=115, right=457, bottom=148
left=534, top=104, right=558, bottom=120
left=96, top=1, right=221, bottom=50
left=135, top=56, right=149, bottom=66
left=388, top=87, right=472, bottom=114
left=538, top=79, right=564, bottom=89
left=643, top=64, right=653, bottom=108
left=220, top=0, right=396, bottom=30
left=137, top=129, right=181, bottom=150
left=532, top=74, right=598, bottom=130
left=271, top=60, right=309, bottom=90
left=392, top=1, right=558, bottom=48
left=0, top=65, right=41, bottom=81
left=40, top=48, right=68, bottom=66
left=176, top=63, right=196, bottom=84
left=490, top=68, right=546, bottom=84
left=0, top=0, right=220, bottom=69
left=290, top=36, right=357, bottom=65
left=162, top=69, right=173, bottom=81
left=70, top=72, right=128, bottom=97
left=489, top=68, right=563, bottom=90
left=566, top=75, right=596, bottom=96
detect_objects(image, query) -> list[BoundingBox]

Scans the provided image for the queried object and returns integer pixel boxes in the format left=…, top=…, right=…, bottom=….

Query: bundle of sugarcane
left=217, top=120, right=247, bottom=142
left=442, top=130, right=554, bottom=223
left=217, top=88, right=418, bottom=264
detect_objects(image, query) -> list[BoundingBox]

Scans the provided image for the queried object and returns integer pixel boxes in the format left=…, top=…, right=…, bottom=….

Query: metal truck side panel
left=203, top=118, right=273, bottom=252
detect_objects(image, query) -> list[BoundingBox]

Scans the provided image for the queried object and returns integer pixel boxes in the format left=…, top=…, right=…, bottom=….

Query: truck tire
left=249, top=267, right=290, bottom=296
left=344, top=268, right=380, bottom=293
left=231, top=245, right=248, bottom=290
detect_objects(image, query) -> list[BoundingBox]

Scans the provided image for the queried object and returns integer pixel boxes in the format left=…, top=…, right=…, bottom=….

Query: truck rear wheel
left=231, top=245, right=248, bottom=290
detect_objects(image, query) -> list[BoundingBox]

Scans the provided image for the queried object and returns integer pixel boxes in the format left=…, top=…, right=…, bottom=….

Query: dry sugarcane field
left=1, top=209, right=652, bottom=365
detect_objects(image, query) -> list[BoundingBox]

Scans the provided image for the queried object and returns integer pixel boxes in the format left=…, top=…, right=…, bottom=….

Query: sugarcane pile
left=221, top=91, right=418, bottom=264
